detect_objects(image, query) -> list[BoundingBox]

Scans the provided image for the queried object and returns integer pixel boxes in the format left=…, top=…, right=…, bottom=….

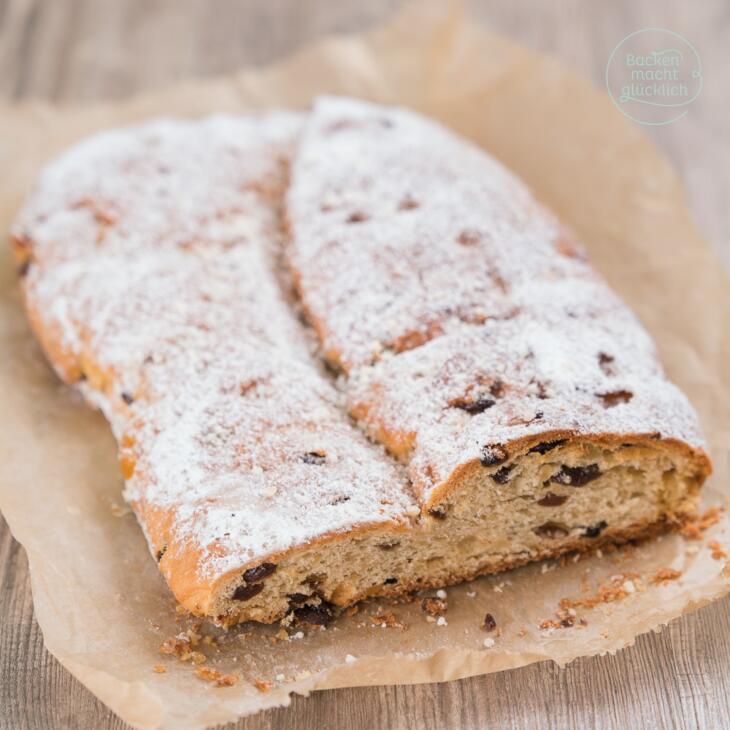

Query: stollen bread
left=9, top=97, right=711, bottom=626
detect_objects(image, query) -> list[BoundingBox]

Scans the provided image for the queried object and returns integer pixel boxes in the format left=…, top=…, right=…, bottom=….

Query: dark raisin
left=456, top=229, right=481, bottom=246
left=329, top=495, right=351, bottom=505
left=598, top=352, right=616, bottom=376
left=155, top=545, right=167, bottom=562
left=301, top=452, right=326, bottom=465
left=537, top=492, right=569, bottom=507
left=377, top=540, right=401, bottom=550
left=551, top=464, right=601, bottom=487
left=294, top=603, right=333, bottom=626
left=491, top=465, right=513, bottom=484
left=483, top=613, right=497, bottom=631
left=232, top=582, right=265, bottom=601
left=346, top=211, right=368, bottom=223
left=287, top=593, right=310, bottom=605
left=18, top=258, right=32, bottom=277
left=428, top=507, right=448, bottom=520
left=529, top=440, right=566, bottom=454
left=305, top=573, right=325, bottom=588
left=455, top=397, right=496, bottom=414
left=489, top=380, right=505, bottom=398
left=384, top=577, right=398, bottom=585
left=583, top=521, right=607, bottom=538
left=243, top=562, right=276, bottom=584
left=479, top=444, right=508, bottom=466
left=121, top=391, right=134, bottom=405
left=534, top=522, right=569, bottom=539
left=398, top=196, right=419, bottom=211
left=597, top=390, right=633, bottom=408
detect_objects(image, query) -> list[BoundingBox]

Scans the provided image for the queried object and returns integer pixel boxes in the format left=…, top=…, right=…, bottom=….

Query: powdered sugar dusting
left=286, top=97, right=707, bottom=500
left=12, top=112, right=415, bottom=580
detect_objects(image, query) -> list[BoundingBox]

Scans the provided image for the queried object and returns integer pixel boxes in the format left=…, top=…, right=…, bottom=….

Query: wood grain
left=1, top=1, right=728, bottom=728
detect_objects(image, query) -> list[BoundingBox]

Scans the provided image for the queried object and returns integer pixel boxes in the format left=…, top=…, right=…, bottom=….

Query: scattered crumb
left=159, top=634, right=192, bottom=659
left=539, top=619, right=561, bottom=633
left=685, top=545, right=700, bottom=555
left=195, top=666, right=221, bottom=682
left=290, top=631, right=304, bottom=641
left=152, top=664, right=166, bottom=674
left=466, top=591, right=476, bottom=599
left=370, top=611, right=406, bottom=629
left=421, top=597, right=448, bottom=617
left=436, top=616, right=448, bottom=627
left=559, top=572, right=641, bottom=610
left=262, top=485, right=277, bottom=499
left=159, top=626, right=210, bottom=664
left=436, top=589, right=447, bottom=599
left=483, top=637, right=495, bottom=648
left=709, top=540, right=728, bottom=560
left=679, top=506, right=722, bottom=540
left=253, top=679, right=272, bottom=692
left=275, top=673, right=286, bottom=681
left=345, top=654, right=357, bottom=664
left=426, top=615, right=436, bottom=623
left=624, top=580, right=636, bottom=594
left=651, top=568, right=682, bottom=585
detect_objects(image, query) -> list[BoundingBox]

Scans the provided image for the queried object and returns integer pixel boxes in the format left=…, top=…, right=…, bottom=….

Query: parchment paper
left=1, top=4, right=729, bottom=729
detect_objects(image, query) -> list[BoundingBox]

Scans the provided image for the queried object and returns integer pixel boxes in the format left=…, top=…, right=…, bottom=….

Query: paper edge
left=2, top=2, right=730, bottom=728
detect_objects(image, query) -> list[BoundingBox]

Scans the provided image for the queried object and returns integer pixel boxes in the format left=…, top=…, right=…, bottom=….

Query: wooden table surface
left=1, top=1, right=728, bottom=728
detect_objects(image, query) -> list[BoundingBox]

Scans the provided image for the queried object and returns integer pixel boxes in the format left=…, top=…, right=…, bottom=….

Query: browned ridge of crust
left=9, top=97, right=711, bottom=625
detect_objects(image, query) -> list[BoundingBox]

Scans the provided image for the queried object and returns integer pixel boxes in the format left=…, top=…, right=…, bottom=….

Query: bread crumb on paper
left=253, top=678, right=272, bottom=692
left=708, top=540, right=728, bottom=560
left=370, top=611, right=405, bottom=629
left=651, top=568, right=682, bottom=585
left=679, top=506, right=722, bottom=540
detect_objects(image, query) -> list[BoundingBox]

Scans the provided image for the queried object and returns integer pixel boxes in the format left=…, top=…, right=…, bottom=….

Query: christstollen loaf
left=10, top=97, right=710, bottom=626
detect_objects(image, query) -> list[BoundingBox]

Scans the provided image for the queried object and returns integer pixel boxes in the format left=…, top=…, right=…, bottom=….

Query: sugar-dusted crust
left=10, top=98, right=711, bottom=625
left=10, top=113, right=418, bottom=617
left=285, top=97, right=711, bottom=508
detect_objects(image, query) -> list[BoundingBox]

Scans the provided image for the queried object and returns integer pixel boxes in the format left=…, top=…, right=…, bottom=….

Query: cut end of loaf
left=206, top=435, right=707, bottom=626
